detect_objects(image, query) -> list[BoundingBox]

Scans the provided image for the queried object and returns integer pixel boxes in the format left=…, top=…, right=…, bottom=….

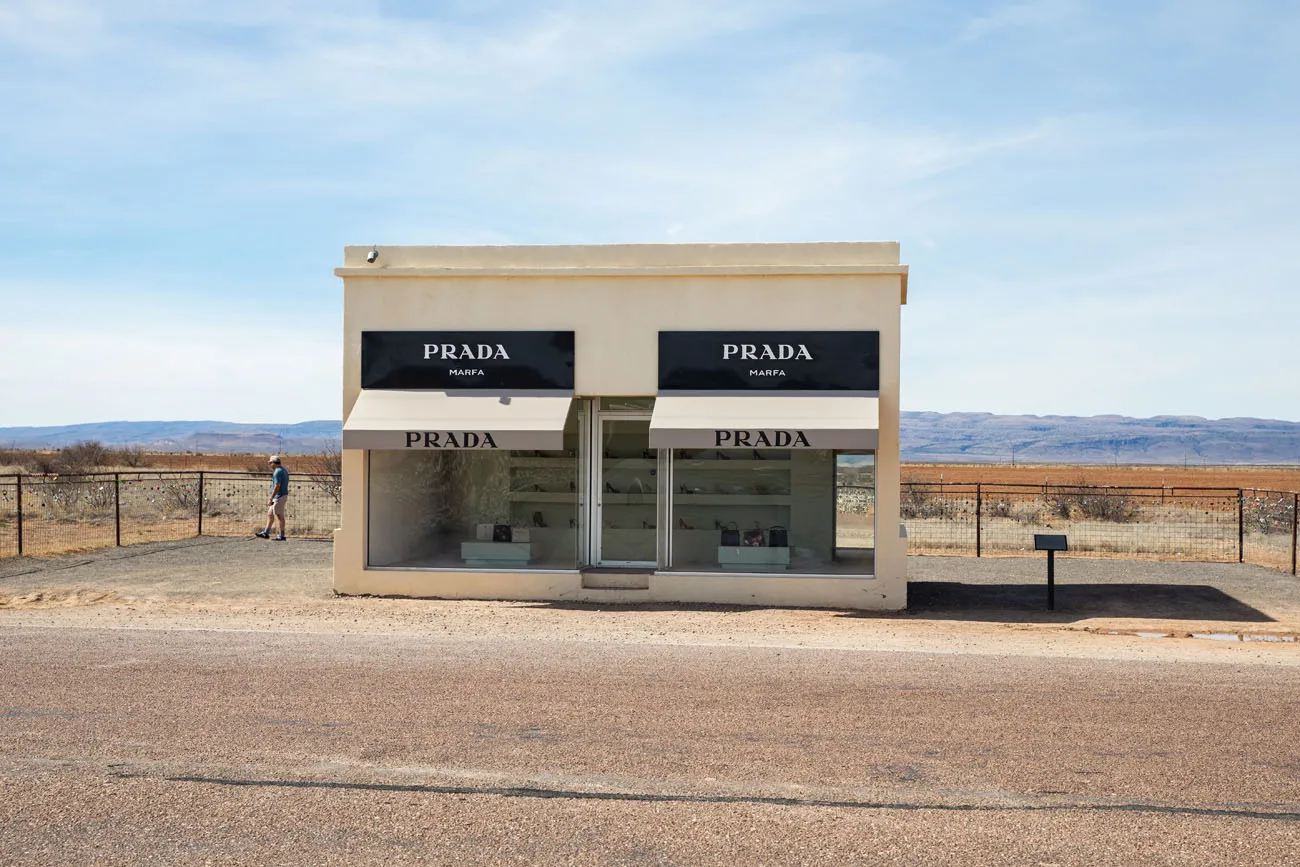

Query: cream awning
left=649, top=395, right=878, bottom=450
left=343, top=391, right=572, bottom=451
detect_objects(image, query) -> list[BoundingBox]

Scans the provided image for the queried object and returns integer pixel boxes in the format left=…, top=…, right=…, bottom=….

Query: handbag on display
left=720, top=522, right=740, bottom=547
left=743, top=524, right=765, bottom=547
left=492, top=524, right=512, bottom=543
left=767, top=525, right=789, bottom=548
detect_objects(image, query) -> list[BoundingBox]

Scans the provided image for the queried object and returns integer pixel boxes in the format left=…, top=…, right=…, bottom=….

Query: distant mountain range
left=902, top=412, right=1300, bottom=464
left=2, top=413, right=1299, bottom=465
left=0, top=420, right=340, bottom=454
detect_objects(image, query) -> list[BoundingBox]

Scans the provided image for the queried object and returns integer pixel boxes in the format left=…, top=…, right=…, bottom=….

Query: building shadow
left=903, top=581, right=1274, bottom=623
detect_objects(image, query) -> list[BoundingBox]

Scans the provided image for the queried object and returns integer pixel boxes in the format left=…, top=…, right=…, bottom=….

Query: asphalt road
left=3, top=622, right=1299, bottom=865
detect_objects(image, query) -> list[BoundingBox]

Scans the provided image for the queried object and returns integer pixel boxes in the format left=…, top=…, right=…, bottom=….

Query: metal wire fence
left=3, top=473, right=1297, bottom=576
left=0, top=470, right=341, bottom=558
left=873, top=482, right=1300, bottom=575
left=1243, top=488, right=1300, bottom=575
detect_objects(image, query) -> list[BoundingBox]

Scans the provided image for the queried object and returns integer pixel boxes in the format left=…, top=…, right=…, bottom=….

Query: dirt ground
left=2, top=538, right=1299, bottom=656
left=4, top=541, right=1300, bottom=865
left=6, top=540, right=1300, bottom=864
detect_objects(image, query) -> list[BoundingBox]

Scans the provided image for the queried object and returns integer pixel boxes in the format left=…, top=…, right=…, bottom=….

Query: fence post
left=1237, top=489, right=1244, bottom=563
left=13, top=475, right=21, bottom=556
left=197, top=471, right=204, bottom=537
left=975, top=482, right=982, bottom=558
left=114, top=473, right=122, bottom=546
left=1292, top=492, right=1297, bottom=577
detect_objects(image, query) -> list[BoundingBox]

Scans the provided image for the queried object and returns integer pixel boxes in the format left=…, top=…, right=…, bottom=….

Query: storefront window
left=836, top=453, right=876, bottom=571
left=670, top=448, right=840, bottom=573
left=368, top=422, right=580, bottom=570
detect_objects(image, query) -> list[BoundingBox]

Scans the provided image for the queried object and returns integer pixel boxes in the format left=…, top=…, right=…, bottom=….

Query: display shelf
left=508, top=491, right=578, bottom=503
left=601, top=493, right=657, bottom=505
left=461, top=541, right=532, bottom=567
left=602, top=458, right=656, bottom=468
left=718, top=545, right=790, bottom=571
left=509, top=457, right=577, bottom=468
left=672, top=494, right=792, bottom=506
left=674, top=460, right=791, bottom=470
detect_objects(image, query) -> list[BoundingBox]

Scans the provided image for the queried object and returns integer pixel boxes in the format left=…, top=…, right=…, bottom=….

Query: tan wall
left=335, top=243, right=908, bottom=610
left=341, top=272, right=902, bottom=413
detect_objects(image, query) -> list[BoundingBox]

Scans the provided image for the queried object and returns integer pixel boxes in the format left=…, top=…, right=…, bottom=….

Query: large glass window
left=368, top=416, right=580, bottom=570
left=671, top=448, right=839, bottom=573
left=835, top=453, right=876, bottom=572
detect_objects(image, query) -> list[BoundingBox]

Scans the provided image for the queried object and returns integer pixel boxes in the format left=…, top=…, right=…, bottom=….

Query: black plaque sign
left=362, top=331, right=575, bottom=390
left=658, top=331, right=879, bottom=392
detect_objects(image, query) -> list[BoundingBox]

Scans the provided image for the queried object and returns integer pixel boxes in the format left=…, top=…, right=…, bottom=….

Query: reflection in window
left=368, top=427, right=579, bottom=570
left=835, top=453, right=875, bottom=571
left=670, top=448, right=839, bottom=573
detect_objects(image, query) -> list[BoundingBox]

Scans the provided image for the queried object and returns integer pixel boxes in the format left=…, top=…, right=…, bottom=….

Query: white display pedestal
left=717, top=546, right=790, bottom=572
left=461, top=541, right=532, bottom=568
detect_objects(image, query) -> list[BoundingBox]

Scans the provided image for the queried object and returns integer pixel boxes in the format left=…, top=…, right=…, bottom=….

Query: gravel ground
left=2, top=538, right=1298, bottom=638
left=3, top=540, right=1300, bottom=863
left=3, top=625, right=1300, bottom=865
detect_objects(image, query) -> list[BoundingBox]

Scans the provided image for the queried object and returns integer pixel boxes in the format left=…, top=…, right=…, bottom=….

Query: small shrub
left=299, top=441, right=343, bottom=504
left=982, top=498, right=1049, bottom=525
left=59, top=441, right=111, bottom=472
left=1011, top=501, right=1049, bottom=525
left=160, top=479, right=200, bottom=513
left=24, top=451, right=61, bottom=474
left=1051, top=480, right=1140, bottom=523
left=114, top=445, right=150, bottom=468
left=901, top=483, right=961, bottom=520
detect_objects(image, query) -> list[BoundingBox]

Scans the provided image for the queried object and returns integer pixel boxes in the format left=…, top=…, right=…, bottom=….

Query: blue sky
left=2, top=0, right=1298, bottom=426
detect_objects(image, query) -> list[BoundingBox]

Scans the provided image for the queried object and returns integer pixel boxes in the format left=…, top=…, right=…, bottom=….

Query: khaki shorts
left=268, top=496, right=287, bottom=517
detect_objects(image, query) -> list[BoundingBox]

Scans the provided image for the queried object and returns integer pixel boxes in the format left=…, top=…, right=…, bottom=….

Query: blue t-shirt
left=271, top=466, right=290, bottom=498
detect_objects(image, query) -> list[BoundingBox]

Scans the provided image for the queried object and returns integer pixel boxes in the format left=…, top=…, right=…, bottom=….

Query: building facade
left=334, top=242, right=908, bottom=609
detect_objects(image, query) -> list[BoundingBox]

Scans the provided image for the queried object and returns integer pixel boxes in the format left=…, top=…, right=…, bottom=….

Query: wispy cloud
left=958, top=0, right=1080, bottom=42
left=2, top=1, right=1299, bottom=423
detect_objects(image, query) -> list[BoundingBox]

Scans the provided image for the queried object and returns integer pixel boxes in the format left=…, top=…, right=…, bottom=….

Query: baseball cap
left=269, top=455, right=282, bottom=464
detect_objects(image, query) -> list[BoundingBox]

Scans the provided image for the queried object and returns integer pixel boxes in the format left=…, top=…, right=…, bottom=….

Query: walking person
left=255, top=455, right=290, bottom=541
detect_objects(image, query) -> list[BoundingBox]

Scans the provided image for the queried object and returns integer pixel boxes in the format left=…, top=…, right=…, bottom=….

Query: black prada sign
left=658, top=331, right=879, bottom=391
left=362, top=331, right=575, bottom=390
left=715, top=430, right=811, bottom=448
left=403, top=431, right=498, bottom=449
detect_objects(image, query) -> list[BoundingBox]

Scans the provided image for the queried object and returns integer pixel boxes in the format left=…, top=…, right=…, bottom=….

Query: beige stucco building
left=333, top=242, right=908, bottom=609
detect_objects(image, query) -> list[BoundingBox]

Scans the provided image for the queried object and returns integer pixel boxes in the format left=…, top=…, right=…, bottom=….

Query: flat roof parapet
left=339, top=241, right=901, bottom=270
left=337, top=243, right=908, bottom=301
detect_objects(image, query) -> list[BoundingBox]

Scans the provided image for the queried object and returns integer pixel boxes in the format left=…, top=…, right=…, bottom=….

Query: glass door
left=595, top=416, right=657, bottom=566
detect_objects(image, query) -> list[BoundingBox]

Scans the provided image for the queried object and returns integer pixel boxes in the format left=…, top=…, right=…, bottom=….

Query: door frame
left=591, top=409, right=657, bottom=567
